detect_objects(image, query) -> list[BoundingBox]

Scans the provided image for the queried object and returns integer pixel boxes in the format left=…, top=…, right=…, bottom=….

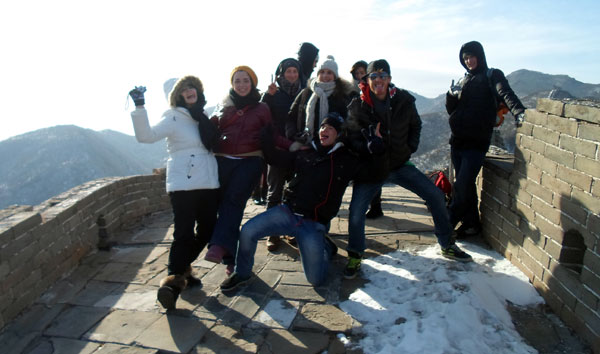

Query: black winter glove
left=361, top=125, right=385, bottom=155
left=129, top=86, right=146, bottom=107
left=515, top=113, right=525, bottom=128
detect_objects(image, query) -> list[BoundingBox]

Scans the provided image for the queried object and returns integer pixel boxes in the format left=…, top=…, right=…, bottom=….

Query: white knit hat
left=318, top=55, right=338, bottom=78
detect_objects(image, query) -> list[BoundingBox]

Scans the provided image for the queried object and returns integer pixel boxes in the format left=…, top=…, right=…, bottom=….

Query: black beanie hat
left=276, top=58, right=301, bottom=78
left=366, top=59, right=391, bottom=76
left=320, top=112, right=344, bottom=133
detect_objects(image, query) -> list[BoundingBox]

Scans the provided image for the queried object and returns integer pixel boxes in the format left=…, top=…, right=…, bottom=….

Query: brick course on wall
left=478, top=99, right=600, bottom=352
left=0, top=169, right=170, bottom=330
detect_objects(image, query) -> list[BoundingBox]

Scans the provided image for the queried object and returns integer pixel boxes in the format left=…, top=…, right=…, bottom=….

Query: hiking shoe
left=454, top=224, right=481, bottom=239
left=343, top=255, right=362, bottom=279
left=220, top=273, right=251, bottom=292
left=441, top=244, right=473, bottom=262
left=266, top=236, right=281, bottom=252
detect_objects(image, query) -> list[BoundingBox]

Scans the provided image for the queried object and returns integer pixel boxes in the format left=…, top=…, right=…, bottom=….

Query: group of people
left=128, top=40, right=526, bottom=309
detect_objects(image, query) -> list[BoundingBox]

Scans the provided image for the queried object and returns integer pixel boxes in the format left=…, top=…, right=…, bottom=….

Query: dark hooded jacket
left=261, top=58, right=302, bottom=138
left=344, top=82, right=421, bottom=183
left=446, top=41, right=525, bottom=151
left=261, top=131, right=358, bottom=225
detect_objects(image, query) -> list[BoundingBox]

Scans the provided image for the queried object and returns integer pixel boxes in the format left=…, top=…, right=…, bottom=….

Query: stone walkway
left=0, top=186, right=589, bottom=353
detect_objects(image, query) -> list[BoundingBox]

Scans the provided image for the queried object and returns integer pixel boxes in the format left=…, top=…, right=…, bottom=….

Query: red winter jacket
left=211, top=96, right=291, bottom=156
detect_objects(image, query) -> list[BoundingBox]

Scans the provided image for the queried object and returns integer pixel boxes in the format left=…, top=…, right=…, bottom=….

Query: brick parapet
left=0, top=169, right=169, bottom=329
left=478, top=98, right=600, bottom=352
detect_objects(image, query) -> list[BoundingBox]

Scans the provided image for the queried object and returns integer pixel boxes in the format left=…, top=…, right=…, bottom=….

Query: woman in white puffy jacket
left=128, top=75, right=220, bottom=310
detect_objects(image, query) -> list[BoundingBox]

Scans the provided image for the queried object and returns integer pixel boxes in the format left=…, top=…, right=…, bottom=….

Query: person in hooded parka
left=128, top=76, right=220, bottom=310
left=445, top=41, right=525, bottom=239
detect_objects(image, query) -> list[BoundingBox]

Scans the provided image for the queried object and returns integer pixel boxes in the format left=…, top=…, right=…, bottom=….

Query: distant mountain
left=0, top=126, right=167, bottom=209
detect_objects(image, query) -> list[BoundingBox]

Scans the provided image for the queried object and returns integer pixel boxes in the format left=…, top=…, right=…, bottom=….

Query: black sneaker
left=343, top=253, right=362, bottom=279
left=441, top=244, right=473, bottom=262
left=220, top=273, right=251, bottom=292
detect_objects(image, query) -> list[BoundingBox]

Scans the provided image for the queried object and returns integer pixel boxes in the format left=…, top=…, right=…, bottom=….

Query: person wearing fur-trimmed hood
left=288, top=55, right=356, bottom=144
left=128, top=75, right=220, bottom=310
left=203, top=66, right=291, bottom=273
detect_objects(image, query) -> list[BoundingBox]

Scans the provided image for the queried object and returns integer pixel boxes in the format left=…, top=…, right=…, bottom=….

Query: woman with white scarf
left=289, top=55, right=356, bottom=144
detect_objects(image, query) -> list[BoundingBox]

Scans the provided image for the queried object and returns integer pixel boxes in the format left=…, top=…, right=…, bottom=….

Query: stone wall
left=478, top=99, right=600, bottom=352
left=0, top=169, right=170, bottom=330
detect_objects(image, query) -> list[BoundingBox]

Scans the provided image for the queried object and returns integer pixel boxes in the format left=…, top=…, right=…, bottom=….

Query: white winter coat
left=131, top=107, right=219, bottom=192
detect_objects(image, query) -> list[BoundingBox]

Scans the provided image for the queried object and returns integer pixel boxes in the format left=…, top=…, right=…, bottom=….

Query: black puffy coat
left=344, top=84, right=421, bottom=183
left=446, top=41, right=525, bottom=151
left=261, top=135, right=358, bottom=225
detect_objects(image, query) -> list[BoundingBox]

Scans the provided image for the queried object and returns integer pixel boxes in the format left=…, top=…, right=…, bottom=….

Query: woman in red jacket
left=204, top=66, right=285, bottom=273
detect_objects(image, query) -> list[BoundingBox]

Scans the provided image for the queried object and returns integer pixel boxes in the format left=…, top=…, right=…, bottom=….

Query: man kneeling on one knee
left=220, top=112, right=359, bottom=292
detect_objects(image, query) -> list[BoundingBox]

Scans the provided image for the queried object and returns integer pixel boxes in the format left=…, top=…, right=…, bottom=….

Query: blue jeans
left=235, top=205, right=333, bottom=286
left=348, top=164, right=452, bottom=255
left=211, top=156, right=263, bottom=259
left=448, top=147, right=486, bottom=228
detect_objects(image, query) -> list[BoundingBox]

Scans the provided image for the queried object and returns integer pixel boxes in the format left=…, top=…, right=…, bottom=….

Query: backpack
left=429, top=170, right=452, bottom=203
left=487, top=68, right=509, bottom=127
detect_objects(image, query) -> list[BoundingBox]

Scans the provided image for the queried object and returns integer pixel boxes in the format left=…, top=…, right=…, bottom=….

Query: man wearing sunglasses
left=342, top=59, right=473, bottom=279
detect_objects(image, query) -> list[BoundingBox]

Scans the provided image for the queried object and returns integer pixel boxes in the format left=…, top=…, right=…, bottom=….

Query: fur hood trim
left=168, top=76, right=204, bottom=108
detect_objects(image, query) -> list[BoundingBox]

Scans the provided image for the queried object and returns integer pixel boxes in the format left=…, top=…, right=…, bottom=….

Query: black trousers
left=168, top=189, right=219, bottom=275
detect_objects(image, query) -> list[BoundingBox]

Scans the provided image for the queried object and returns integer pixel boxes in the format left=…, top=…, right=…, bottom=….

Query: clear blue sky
left=1, top=0, right=598, bottom=141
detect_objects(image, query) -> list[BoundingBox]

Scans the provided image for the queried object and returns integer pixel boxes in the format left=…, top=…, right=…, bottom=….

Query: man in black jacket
left=343, top=60, right=473, bottom=279
left=446, top=41, right=525, bottom=238
left=220, top=113, right=358, bottom=291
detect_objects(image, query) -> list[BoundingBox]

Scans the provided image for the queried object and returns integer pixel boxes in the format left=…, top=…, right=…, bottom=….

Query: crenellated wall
left=478, top=98, right=600, bottom=352
left=0, top=169, right=170, bottom=330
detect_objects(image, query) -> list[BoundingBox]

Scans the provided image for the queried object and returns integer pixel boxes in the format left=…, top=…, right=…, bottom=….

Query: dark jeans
left=448, top=147, right=486, bottom=228
left=211, top=156, right=263, bottom=258
left=348, top=164, right=452, bottom=254
left=168, top=189, right=219, bottom=275
left=266, top=164, right=292, bottom=209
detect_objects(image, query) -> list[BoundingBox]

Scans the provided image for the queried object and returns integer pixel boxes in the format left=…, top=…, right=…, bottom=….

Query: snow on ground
left=339, top=243, right=544, bottom=354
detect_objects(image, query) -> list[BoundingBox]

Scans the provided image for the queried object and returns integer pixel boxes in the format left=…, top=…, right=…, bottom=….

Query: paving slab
left=248, top=299, right=299, bottom=329
left=192, top=325, right=262, bottom=354
left=44, top=306, right=110, bottom=339
left=133, top=315, right=212, bottom=353
left=260, top=329, right=330, bottom=354
left=273, top=284, right=326, bottom=302
left=293, top=303, right=354, bottom=333
left=93, top=262, right=165, bottom=284
left=83, top=310, right=162, bottom=344
left=93, top=290, right=159, bottom=312
left=67, top=281, right=125, bottom=307
left=108, top=245, right=168, bottom=264
left=29, top=337, right=101, bottom=354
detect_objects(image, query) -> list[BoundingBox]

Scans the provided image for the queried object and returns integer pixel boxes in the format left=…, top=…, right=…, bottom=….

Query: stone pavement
left=0, top=185, right=589, bottom=354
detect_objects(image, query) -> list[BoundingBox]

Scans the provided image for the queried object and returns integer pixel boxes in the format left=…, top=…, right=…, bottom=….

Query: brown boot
left=157, top=275, right=187, bottom=310
left=184, top=266, right=201, bottom=288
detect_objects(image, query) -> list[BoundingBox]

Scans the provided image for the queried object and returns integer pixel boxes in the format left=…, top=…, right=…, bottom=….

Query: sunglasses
left=368, top=72, right=389, bottom=80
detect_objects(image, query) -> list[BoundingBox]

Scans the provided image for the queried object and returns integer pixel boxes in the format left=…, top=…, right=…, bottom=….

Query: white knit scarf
left=305, top=80, right=336, bottom=136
